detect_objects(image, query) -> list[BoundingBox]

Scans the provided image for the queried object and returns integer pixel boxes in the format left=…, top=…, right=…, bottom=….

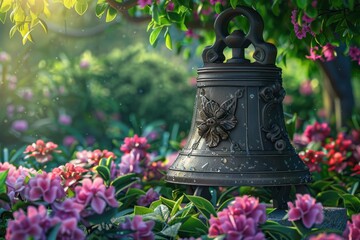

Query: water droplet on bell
left=249, top=94, right=254, bottom=99
left=201, top=162, right=209, bottom=168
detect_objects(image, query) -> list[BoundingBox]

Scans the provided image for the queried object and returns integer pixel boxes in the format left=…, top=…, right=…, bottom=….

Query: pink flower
left=6, top=205, right=54, bottom=240
left=209, top=196, right=266, bottom=239
left=74, top=177, right=118, bottom=214
left=11, top=120, right=28, bottom=132
left=120, top=134, right=150, bottom=159
left=138, top=0, right=152, bottom=8
left=299, top=80, right=313, bottom=96
left=185, top=29, right=199, bottom=39
left=55, top=217, right=85, bottom=240
left=119, top=215, right=155, bottom=240
left=79, top=59, right=90, bottom=69
left=24, top=172, right=65, bottom=203
left=5, top=166, right=34, bottom=204
left=283, top=95, right=293, bottom=105
left=291, top=10, right=315, bottom=39
left=309, top=233, right=343, bottom=240
left=306, top=46, right=323, bottom=61
left=52, top=198, right=84, bottom=220
left=0, top=51, right=11, bottom=62
left=119, top=152, right=143, bottom=175
left=24, top=140, right=61, bottom=163
left=344, top=213, right=360, bottom=240
left=166, top=2, right=174, bottom=11
left=58, top=113, right=72, bottom=125
left=322, top=43, right=336, bottom=61
left=299, top=150, right=325, bottom=172
left=137, top=188, right=159, bottom=206
left=52, top=163, right=87, bottom=191
left=303, top=122, right=331, bottom=142
left=287, top=194, right=324, bottom=228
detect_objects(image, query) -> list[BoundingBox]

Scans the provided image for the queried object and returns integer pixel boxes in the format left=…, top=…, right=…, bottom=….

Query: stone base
left=267, top=207, right=347, bottom=231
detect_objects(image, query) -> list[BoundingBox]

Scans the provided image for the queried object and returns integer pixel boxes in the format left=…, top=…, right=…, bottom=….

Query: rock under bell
left=165, top=6, right=312, bottom=187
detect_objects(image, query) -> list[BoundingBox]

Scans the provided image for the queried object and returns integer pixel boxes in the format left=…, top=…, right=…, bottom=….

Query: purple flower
left=63, top=135, right=77, bottom=146
left=119, top=152, right=143, bottom=175
left=5, top=166, right=34, bottom=204
left=55, top=217, right=85, bottom=240
left=309, top=233, right=343, bottom=240
left=303, top=121, right=331, bottom=142
left=287, top=194, right=324, bottom=228
left=137, top=188, right=159, bottom=206
left=19, top=89, right=33, bottom=101
left=52, top=198, right=84, bottom=220
left=6, top=205, right=54, bottom=240
left=58, top=113, right=72, bottom=125
left=24, top=172, right=65, bottom=203
left=7, top=105, right=15, bottom=118
left=291, top=10, right=315, bottom=39
left=209, top=196, right=266, bottom=239
left=322, top=43, right=336, bottom=62
left=119, top=215, right=155, bottom=240
left=343, top=213, right=360, bottom=240
left=11, top=120, right=28, bottom=132
left=74, top=177, right=118, bottom=214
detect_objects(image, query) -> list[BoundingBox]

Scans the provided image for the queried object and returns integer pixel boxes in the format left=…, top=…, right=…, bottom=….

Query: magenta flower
left=5, top=166, right=35, bottom=204
left=209, top=196, right=266, bottom=239
left=119, top=215, right=155, bottom=240
left=6, top=205, right=54, bottom=240
left=291, top=10, right=315, bottom=39
left=74, top=177, right=118, bottom=214
left=349, top=46, right=360, bottom=65
left=24, top=172, right=65, bottom=203
left=24, top=140, right=61, bottom=163
left=299, top=150, right=325, bottom=172
left=343, top=213, right=360, bottom=240
left=287, top=194, right=324, bottom=228
left=119, top=152, right=143, bottom=175
left=306, top=46, right=324, bottom=61
left=303, top=121, right=331, bottom=142
left=137, top=188, right=159, bottom=206
left=55, top=217, right=85, bottom=240
left=63, top=135, right=77, bottom=146
left=166, top=2, right=174, bottom=11
left=322, top=43, right=336, bottom=61
left=137, top=0, right=152, bottom=8
left=11, top=120, right=28, bottom=132
left=309, top=233, right=343, bottom=240
left=120, top=134, right=150, bottom=159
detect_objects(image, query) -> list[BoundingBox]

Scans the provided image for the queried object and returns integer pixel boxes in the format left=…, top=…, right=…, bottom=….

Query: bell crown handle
left=202, top=6, right=277, bottom=65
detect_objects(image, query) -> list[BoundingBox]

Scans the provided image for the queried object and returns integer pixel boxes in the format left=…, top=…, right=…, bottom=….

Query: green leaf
left=85, top=207, right=118, bottom=224
left=217, top=197, right=235, bottom=211
left=154, top=204, right=170, bottom=221
left=271, top=0, right=280, bottom=16
left=106, top=6, right=117, bottom=22
left=165, top=31, right=172, bottom=50
left=170, top=195, right=184, bottom=217
left=326, top=13, right=343, bottom=27
left=96, top=165, right=110, bottom=182
left=0, top=193, right=10, bottom=203
left=134, top=205, right=154, bottom=215
left=38, top=18, right=48, bottom=33
left=167, top=12, right=182, bottom=23
left=151, top=4, right=160, bottom=24
left=214, top=2, right=223, bottom=14
left=111, top=173, right=138, bottom=194
left=150, top=199, right=162, bottom=210
left=179, top=215, right=208, bottom=237
left=285, top=113, right=297, bottom=140
left=149, top=27, right=162, bottom=45
left=305, top=6, right=317, bottom=18
left=96, top=3, right=107, bottom=18
left=342, top=194, right=360, bottom=216
left=186, top=195, right=217, bottom=219
left=160, top=222, right=182, bottom=238
left=0, top=170, right=8, bottom=193
left=261, top=221, right=301, bottom=240
left=47, top=223, right=62, bottom=240
left=0, top=11, right=6, bottom=23
left=316, top=190, right=341, bottom=206
left=310, top=180, right=333, bottom=192
left=296, top=0, right=308, bottom=9
left=75, top=1, right=88, bottom=15
left=230, top=0, right=238, bottom=9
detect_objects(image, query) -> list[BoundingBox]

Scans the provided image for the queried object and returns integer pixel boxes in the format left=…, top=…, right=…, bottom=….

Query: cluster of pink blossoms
left=349, top=46, right=360, bottom=65
left=287, top=194, right=324, bottom=228
left=291, top=10, right=315, bottom=39
left=24, top=140, right=61, bottom=163
left=6, top=205, right=85, bottom=240
left=209, top=196, right=266, bottom=239
left=306, top=43, right=337, bottom=62
left=119, top=215, right=155, bottom=239
left=52, top=163, right=88, bottom=191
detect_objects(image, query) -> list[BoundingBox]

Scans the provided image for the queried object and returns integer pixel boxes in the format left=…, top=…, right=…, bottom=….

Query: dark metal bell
left=166, top=7, right=312, bottom=188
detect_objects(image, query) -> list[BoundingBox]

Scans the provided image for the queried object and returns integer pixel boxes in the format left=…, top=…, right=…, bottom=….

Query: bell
left=165, top=7, right=311, bottom=198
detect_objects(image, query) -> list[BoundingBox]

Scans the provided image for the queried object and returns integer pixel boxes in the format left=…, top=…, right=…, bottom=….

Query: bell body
left=166, top=63, right=312, bottom=186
